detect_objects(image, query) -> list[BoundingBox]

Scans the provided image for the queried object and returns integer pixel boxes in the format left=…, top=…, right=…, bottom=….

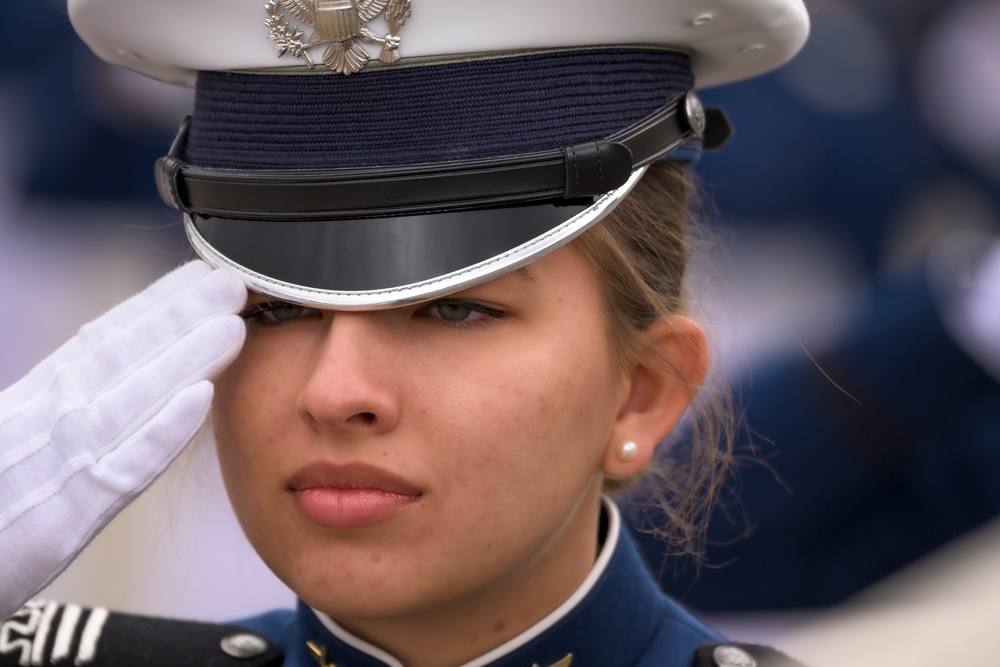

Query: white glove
left=0, top=260, right=247, bottom=618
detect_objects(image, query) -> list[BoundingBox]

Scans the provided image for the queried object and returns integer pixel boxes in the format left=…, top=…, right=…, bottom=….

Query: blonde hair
left=574, top=161, right=733, bottom=559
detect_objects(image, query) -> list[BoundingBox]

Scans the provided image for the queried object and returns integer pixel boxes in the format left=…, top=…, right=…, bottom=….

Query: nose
left=296, top=312, right=402, bottom=435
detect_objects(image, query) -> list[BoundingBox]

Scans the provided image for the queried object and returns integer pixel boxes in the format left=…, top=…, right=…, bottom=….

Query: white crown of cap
left=68, top=0, right=808, bottom=88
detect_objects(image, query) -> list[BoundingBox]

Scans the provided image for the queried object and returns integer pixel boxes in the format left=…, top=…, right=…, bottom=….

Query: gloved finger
left=0, top=382, right=215, bottom=619
left=0, top=313, right=244, bottom=481
left=49, top=267, right=246, bottom=402
left=0, top=266, right=246, bottom=424
left=21, top=261, right=216, bottom=375
left=69, top=261, right=237, bottom=358
left=90, top=380, right=216, bottom=493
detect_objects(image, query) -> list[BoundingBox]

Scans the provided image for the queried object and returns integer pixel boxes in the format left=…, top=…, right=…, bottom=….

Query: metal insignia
left=264, top=0, right=411, bottom=74
left=306, top=640, right=338, bottom=667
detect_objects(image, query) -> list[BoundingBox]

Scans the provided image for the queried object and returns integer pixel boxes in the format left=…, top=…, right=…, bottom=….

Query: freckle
left=492, top=620, right=506, bottom=633
left=371, top=553, right=382, bottom=564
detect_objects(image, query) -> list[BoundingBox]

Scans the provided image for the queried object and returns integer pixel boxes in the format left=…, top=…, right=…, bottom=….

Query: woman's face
left=212, top=244, right=633, bottom=645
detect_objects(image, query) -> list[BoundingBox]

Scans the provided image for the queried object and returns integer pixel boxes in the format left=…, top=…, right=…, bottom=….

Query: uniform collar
left=295, top=499, right=670, bottom=667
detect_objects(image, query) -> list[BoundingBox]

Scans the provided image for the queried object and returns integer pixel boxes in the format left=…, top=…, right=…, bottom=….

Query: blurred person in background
left=0, top=0, right=183, bottom=204
left=626, top=0, right=1000, bottom=624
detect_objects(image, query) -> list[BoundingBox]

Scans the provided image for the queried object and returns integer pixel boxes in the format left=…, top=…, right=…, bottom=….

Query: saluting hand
left=0, top=260, right=246, bottom=619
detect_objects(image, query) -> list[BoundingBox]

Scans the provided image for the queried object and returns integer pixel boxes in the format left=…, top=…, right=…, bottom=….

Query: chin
left=257, top=540, right=435, bottom=618
left=296, top=577, right=459, bottom=624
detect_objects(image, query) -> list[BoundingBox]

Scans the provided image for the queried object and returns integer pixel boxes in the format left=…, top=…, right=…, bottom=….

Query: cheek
left=210, top=344, right=318, bottom=556
left=211, top=343, right=304, bottom=488
left=431, top=333, right=620, bottom=482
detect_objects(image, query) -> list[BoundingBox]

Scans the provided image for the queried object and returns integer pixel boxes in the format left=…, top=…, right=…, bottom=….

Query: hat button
left=220, top=633, right=270, bottom=659
left=683, top=91, right=707, bottom=138
left=713, top=645, right=757, bottom=667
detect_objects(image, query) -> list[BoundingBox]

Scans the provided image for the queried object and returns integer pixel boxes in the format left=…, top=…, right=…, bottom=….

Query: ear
left=601, top=315, right=708, bottom=479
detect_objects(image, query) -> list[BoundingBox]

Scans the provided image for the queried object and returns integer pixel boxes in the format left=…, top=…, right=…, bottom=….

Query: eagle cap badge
left=264, top=0, right=411, bottom=74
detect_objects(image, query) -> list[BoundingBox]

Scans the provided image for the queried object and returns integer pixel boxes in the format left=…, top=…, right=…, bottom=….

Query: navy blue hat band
left=156, top=89, right=709, bottom=221
left=185, top=47, right=696, bottom=170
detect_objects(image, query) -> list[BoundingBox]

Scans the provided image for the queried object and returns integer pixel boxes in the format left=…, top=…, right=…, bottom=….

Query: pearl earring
left=617, top=440, right=639, bottom=462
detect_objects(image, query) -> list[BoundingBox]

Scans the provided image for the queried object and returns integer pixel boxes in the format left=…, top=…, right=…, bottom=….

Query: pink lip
left=287, top=462, right=422, bottom=529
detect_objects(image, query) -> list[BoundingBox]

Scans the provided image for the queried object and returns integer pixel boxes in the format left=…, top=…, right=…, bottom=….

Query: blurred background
left=2, top=0, right=999, bottom=664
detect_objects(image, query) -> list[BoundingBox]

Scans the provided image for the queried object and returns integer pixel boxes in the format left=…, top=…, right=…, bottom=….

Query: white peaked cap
left=68, top=0, right=808, bottom=88
left=65, top=0, right=809, bottom=309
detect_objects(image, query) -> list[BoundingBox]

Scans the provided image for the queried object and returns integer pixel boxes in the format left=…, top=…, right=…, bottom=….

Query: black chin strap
left=155, top=91, right=730, bottom=222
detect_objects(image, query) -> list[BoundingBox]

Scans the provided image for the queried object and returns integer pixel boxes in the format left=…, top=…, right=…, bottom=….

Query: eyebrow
left=511, top=265, right=539, bottom=284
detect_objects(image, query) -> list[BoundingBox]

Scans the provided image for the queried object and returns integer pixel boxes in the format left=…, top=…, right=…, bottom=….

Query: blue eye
left=241, top=301, right=321, bottom=327
left=437, top=303, right=474, bottom=322
left=422, top=299, right=503, bottom=326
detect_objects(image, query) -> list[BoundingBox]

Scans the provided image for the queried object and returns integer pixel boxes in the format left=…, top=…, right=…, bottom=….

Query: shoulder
left=637, top=597, right=807, bottom=666
left=693, top=642, right=808, bottom=667
left=0, top=600, right=284, bottom=667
